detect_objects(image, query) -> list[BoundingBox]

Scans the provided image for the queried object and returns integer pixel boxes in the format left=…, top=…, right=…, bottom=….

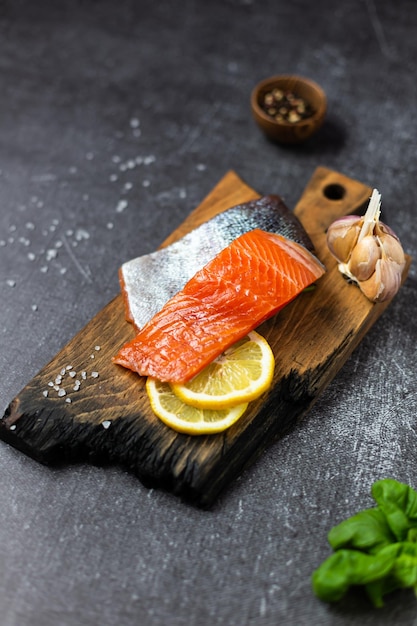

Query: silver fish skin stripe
left=120, top=195, right=314, bottom=330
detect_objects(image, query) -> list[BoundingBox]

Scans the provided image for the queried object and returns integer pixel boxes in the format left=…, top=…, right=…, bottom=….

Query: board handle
left=294, top=167, right=372, bottom=236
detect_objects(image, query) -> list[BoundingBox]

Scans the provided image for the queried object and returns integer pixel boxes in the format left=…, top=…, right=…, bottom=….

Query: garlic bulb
left=326, top=189, right=406, bottom=302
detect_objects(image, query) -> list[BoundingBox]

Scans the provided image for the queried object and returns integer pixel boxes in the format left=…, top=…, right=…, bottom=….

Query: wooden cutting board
left=0, top=167, right=410, bottom=508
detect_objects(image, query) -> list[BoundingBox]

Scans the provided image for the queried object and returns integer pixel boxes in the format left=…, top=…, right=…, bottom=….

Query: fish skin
left=114, top=229, right=326, bottom=383
left=120, top=195, right=315, bottom=330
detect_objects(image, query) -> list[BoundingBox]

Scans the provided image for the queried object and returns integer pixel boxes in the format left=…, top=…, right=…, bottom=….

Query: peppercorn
left=260, top=89, right=313, bottom=123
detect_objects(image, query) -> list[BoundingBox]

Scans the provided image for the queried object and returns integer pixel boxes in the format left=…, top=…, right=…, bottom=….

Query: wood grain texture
left=0, top=167, right=410, bottom=507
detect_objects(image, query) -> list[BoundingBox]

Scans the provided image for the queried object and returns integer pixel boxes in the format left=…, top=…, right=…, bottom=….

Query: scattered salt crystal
left=9, top=225, right=16, bottom=232
left=46, top=249, right=57, bottom=261
left=65, top=397, right=72, bottom=403
left=110, top=174, right=118, bottom=182
left=95, top=346, right=101, bottom=351
left=0, top=240, right=6, bottom=246
left=112, top=155, right=121, bottom=163
left=107, top=222, right=114, bottom=229
left=81, top=371, right=87, bottom=379
left=43, top=390, right=48, bottom=397
left=142, top=180, right=150, bottom=187
left=55, top=241, right=63, bottom=249
left=144, top=155, right=155, bottom=165
left=10, top=424, right=16, bottom=431
left=66, top=365, right=73, bottom=370
left=196, top=163, right=207, bottom=171
left=31, top=304, right=38, bottom=312
left=116, top=199, right=128, bottom=213
left=75, top=229, right=90, bottom=241
left=40, top=266, right=48, bottom=273
left=60, top=267, right=67, bottom=275
left=127, top=159, right=136, bottom=169
left=55, top=376, right=62, bottom=384
left=8, top=237, right=14, bottom=244
left=48, top=381, right=54, bottom=387
left=27, top=252, right=36, bottom=261
left=102, top=420, right=111, bottom=429
left=66, top=229, right=73, bottom=237
left=69, top=370, right=76, bottom=378
left=60, top=368, right=66, bottom=376
left=130, top=118, right=140, bottom=128
left=6, top=279, right=16, bottom=287
left=26, top=222, right=35, bottom=230
left=123, top=182, right=133, bottom=192
left=53, top=385, right=60, bottom=391
left=91, top=372, right=99, bottom=378
left=135, top=156, right=143, bottom=165
left=58, top=389, right=66, bottom=397
left=179, top=189, right=187, bottom=198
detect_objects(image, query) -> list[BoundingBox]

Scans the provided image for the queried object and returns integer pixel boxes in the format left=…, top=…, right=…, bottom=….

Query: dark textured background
left=1, top=1, right=417, bottom=624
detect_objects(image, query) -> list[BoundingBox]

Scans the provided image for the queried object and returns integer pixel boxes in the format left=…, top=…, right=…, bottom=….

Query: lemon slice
left=146, top=377, right=248, bottom=435
left=171, top=330, right=275, bottom=409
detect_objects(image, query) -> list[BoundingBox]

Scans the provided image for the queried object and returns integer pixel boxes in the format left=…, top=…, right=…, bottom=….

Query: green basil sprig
left=312, top=479, right=417, bottom=607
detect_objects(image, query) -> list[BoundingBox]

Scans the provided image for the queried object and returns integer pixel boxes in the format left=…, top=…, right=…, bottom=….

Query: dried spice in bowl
left=260, top=89, right=314, bottom=124
left=251, top=75, right=326, bottom=144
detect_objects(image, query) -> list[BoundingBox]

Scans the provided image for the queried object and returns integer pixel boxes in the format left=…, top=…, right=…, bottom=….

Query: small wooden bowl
left=251, top=75, right=327, bottom=144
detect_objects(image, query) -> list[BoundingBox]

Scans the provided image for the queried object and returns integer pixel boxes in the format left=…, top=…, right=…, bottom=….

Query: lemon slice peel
left=171, top=330, right=275, bottom=409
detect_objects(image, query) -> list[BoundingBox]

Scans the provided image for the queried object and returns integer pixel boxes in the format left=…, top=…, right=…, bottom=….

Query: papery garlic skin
left=348, top=235, right=381, bottom=281
left=326, top=215, right=362, bottom=263
left=326, top=189, right=406, bottom=303
left=360, top=258, right=404, bottom=303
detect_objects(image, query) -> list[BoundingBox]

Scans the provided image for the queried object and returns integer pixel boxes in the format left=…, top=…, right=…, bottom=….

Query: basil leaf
left=328, top=507, right=395, bottom=554
left=312, top=548, right=397, bottom=604
left=365, top=542, right=417, bottom=607
left=371, top=479, right=417, bottom=541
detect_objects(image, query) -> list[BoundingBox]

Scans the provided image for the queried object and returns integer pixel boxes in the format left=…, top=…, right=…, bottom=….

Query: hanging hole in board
left=323, top=183, right=346, bottom=201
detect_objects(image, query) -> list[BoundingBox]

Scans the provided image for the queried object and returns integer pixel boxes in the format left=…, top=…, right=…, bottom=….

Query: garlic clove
left=326, top=215, right=362, bottom=263
left=377, top=229, right=406, bottom=267
left=347, top=235, right=381, bottom=281
left=359, top=258, right=403, bottom=303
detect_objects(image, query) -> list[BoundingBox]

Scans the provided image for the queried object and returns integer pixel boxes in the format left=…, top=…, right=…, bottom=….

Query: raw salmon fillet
left=113, top=229, right=325, bottom=383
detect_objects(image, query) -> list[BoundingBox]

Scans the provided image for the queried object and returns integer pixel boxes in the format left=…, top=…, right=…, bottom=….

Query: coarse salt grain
left=91, top=372, right=99, bottom=378
left=116, top=199, right=128, bottom=213
left=46, top=249, right=57, bottom=261
left=10, top=424, right=16, bottom=431
left=43, top=390, right=48, bottom=397
left=102, top=420, right=111, bottom=429
left=65, top=398, right=72, bottom=403
left=58, top=389, right=66, bottom=397
left=95, top=346, right=101, bottom=351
